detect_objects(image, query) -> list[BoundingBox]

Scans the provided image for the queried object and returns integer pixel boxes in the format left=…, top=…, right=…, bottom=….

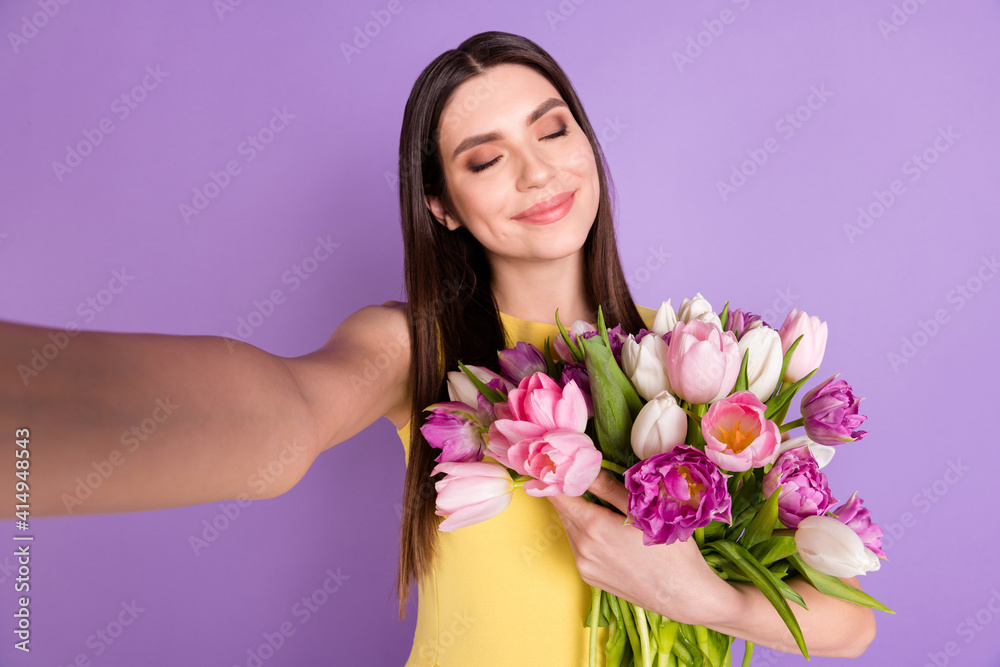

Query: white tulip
left=651, top=300, right=678, bottom=337
left=737, top=327, right=784, bottom=401
left=621, top=334, right=672, bottom=401
left=777, top=435, right=836, bottom=468
left=795, top=515, right=881, bottom=577
left=678, top=292, right=714, bottom=323
left=630, top=390, right=688, bottom=459
left=447, top=366, right=507, bottom=409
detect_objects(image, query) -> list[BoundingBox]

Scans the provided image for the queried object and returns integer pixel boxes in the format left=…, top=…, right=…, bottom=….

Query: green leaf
left=748, top=535, right=798, bottom=566
left=720, top=301, right=730, bottom=331
left=788, top=554, right=895, bottom=613
left=555, top=308, right=585, bottom=363
left=597, top=305, right=610, bottom=349
left=739, top=485, right=782, bottom=550
left=732, top=349, right=751, bottom=394
left=728, top=470, right=758, bottom=521
left=579, top=336, right=640, bottom=466
left=542, top=338, right=558, bottom=378
left=768, top=334, right=802, bottom=401
left=764, top=368, right=817, bottom=422
left=457, top=360, right=506, bottom=404
left=705, top=540, right=810, bottom=659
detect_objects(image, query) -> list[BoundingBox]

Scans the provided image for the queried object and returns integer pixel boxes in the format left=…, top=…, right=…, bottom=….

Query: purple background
left=2, top=1, right=999, bottom=665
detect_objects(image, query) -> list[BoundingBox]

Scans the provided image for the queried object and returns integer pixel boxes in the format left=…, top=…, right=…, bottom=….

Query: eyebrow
left=450, top=98, right=569, bottom=161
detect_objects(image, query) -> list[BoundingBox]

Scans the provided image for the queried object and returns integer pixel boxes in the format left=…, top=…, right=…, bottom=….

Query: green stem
left=601, top=459, right=627, bottom=475
left=589, top=587, right=601, bottom=667
left=511, top=474, right=533, bottom=489
left=695, top=625, right=711, bottom=664
left=742, top=641, right=755, bottom=667
left=656, top=620, right=679, bottom=667
left=779, top=418, right=804, bottom=432
left=634, top=605, right=652, bottom=667
left=618, top=596, right=641, bottom=660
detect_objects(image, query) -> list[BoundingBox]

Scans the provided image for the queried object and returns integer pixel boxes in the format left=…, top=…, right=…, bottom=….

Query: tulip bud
left=498, top=342, right=546, bottom=384
left=432, top=461, right=515, bottom=531
left=621, top=333, right=672, bottom=401
left=678, top=292, right=714, bottom=323
left=447, top=366, right=512, bottom=409
left=665, top=321, right=741, bottom=405
left=794, top=514, right=882, bottom=577
left=778, top=309, right=828, bottom=384
left=630, top=390, right=688, bottom=459
left=651, top=300, right=678, bottom=337
left=737, top=327, right=784, bottom=401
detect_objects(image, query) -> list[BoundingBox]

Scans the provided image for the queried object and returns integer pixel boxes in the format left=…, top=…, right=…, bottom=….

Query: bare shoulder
left=282, top=300, right=413, bottom=453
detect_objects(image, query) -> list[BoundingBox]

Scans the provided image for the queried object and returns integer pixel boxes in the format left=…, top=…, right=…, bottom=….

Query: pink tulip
left=432, top=461, right=514, bottom=531
left=778, top=309, right=828, bottom=384
left=486, top=372, right=589, bottom=466
left=507, top=429, right=603, bottom=497
left=701, top=391, right=781, bottom=472
left=501, top=371, right=589, bottom=432
left=665, top=320, right=741, bottom=405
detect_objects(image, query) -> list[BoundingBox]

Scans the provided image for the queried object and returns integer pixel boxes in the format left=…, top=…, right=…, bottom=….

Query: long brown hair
left=395, top=31, right=645, bottom=617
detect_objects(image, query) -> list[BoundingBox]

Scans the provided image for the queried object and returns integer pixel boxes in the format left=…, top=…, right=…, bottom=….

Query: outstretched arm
left=1, top=301, right=410, bottom=518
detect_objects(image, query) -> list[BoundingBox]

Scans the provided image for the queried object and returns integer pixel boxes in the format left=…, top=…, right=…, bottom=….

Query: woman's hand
left=546, top=470, right=744, bottom=627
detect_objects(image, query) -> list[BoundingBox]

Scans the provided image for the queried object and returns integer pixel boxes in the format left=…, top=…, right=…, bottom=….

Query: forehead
left=437, top=63, right=563, bottom=143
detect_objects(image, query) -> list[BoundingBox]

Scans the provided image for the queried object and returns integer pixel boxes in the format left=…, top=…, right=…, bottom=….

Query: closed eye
left=469, top=124, right=570, bottom=174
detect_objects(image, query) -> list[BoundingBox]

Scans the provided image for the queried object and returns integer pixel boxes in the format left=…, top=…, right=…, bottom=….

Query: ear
left=424, top=194, right=461, bottom=231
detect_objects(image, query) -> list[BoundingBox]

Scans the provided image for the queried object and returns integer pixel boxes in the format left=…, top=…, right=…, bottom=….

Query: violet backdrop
left=1, top=1, right=998, bottom=665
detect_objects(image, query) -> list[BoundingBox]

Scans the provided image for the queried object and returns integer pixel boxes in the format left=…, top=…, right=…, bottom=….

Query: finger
left=587, top=470, right=629, bottom=515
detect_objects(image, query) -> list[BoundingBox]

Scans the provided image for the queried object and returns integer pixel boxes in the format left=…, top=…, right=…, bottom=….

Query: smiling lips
left=512, top=191, right=575, bottom=225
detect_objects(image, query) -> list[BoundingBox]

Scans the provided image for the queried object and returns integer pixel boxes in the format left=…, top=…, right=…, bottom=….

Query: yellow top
left=398, top=305, right=657, bottom=667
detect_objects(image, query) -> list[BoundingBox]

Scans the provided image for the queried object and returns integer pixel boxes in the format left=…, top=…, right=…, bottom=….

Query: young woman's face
left=425, top=63, right=600, bottom=265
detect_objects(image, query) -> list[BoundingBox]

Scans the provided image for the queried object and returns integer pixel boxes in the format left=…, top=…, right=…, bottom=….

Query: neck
left=488, top=250, right=596, bottom=326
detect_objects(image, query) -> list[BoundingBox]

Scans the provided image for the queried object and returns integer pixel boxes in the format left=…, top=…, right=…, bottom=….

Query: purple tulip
left=801, top=374, right=868, bottom=445
left=607, top=325, right=629, bottom=365
left=420, top=401, right=489, bottom=463
left=552, top=320, right=598, bottom=362
left=498, top=342, right=547, bottom=384
left=624, top=444, right=733, bottom=546
left=724, top=308, right=766, bottom=340
left=560, top=362, right=593, bottom=417
left=763, top=447, right=837, bottom=529
left=829, top=492, right=886, bottom=559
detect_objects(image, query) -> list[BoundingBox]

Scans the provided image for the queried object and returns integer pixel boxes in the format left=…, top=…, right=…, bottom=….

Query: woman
left=1, top=30, right=874, bottom=666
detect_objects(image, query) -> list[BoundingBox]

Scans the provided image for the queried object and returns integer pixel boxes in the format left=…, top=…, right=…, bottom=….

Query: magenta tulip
left=763, top=447, right=837, bottom=529
left=420, top=401, right=489, bottom=463
left=624, top=444, right=733, bottom=546
left=829, top=492, right=886, bottom=559
left=801, top=374, right=868, bottom=445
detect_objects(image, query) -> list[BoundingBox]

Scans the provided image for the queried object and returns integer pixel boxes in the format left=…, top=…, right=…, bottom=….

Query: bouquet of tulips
left=421, top=294, right=892, bottom=667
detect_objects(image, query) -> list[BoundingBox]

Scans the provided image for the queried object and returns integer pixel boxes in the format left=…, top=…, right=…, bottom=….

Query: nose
left=515, top=144, right=557, bottom=191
